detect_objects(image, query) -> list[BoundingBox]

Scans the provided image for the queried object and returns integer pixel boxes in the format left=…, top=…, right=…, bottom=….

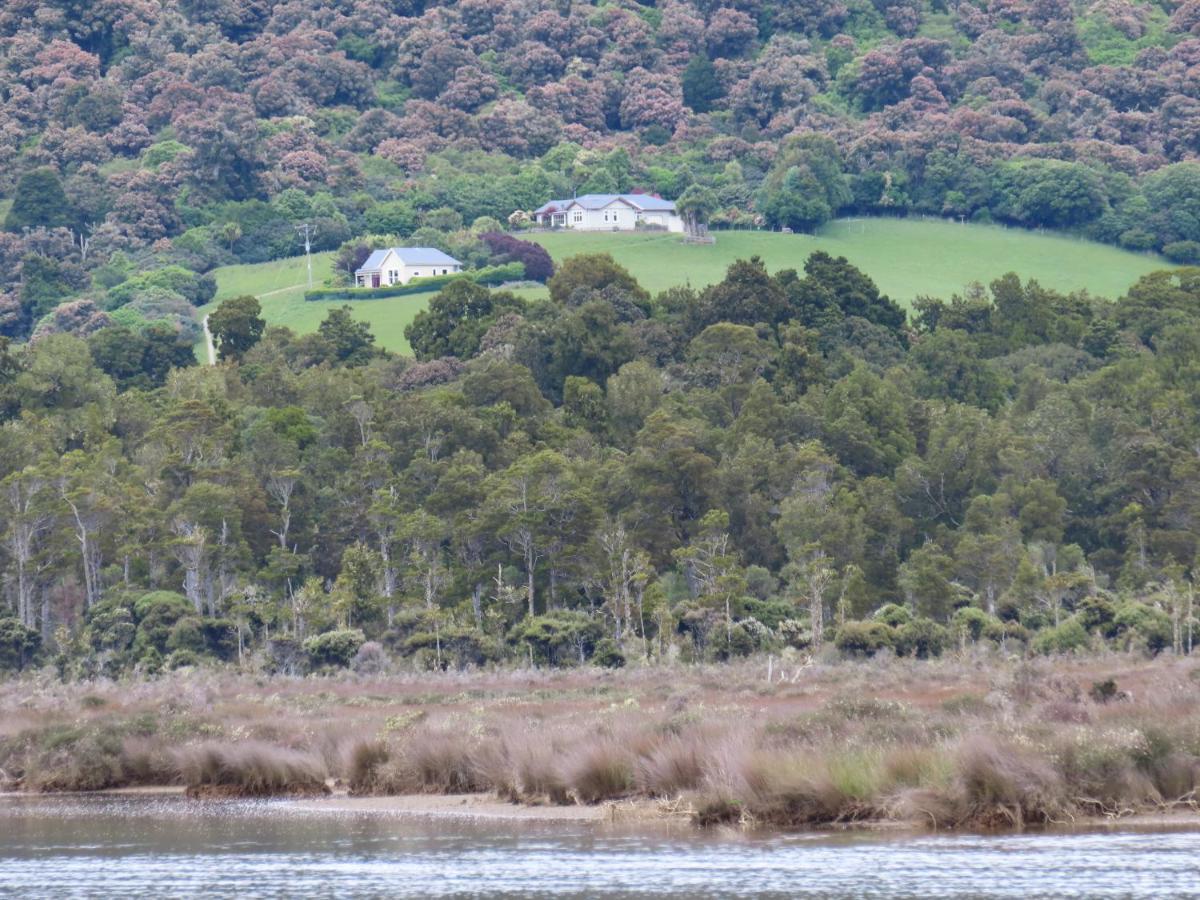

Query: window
left=573, top=210, right=583, bottom=223
left=442, top=268, right=448, bottom=275
left=413, top=271, right=420, bottom=277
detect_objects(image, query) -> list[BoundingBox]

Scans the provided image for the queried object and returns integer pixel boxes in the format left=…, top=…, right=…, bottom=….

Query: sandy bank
left=11, top=787, right=1200, bottom=835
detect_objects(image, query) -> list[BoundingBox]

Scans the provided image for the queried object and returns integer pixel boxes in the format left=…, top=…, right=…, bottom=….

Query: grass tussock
left=179, top=741, right=330, bottom=798
left=8, top=656, right=1200, bottom=832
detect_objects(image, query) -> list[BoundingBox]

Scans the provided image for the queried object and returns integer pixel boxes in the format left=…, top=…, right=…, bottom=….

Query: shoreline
left=6, top=786, right=1200, bottom=836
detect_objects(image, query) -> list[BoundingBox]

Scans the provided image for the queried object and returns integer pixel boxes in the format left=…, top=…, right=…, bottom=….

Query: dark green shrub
left=1031, top=616, right=1091, bottom=655
left=1078, top=595, right=1118, bottom=636
left=166, top=649, right=201, bottom=669
left=0, top=617, right=41, bottom=673
left=895, top=617, right=947, bottom=658
left=591, top=637, right=626, bottom=668
left=132, top=591, right=194, bottom=658
left=1112, top=603, right=1171, bottom=654
left=875, top=603, right=912, bottom=627
left=952, top=607, right=999, bottom=642
left=201, top=618, right=238, bottom=662
left=834, top=621, right=895, bottom=656
left=303, top=629, right=366, bottom=669
left=1163, top=241, right=1200, bottom=264
left=166, top=617, right=207, bottom=655
left=86, top=602, right=136, bottom=656
left=509, top=611, right=601, bottom=667
left=743, top=598, right=797, bottom=629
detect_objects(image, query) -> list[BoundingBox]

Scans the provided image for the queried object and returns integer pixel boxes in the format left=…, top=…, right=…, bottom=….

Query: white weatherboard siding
left=534, top=194, right=684, bottom=233
left=354, top=248, right=463, bottom=287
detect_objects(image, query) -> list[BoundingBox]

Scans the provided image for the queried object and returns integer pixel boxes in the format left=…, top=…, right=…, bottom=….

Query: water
left=1, top=795, right=1198, bottom=898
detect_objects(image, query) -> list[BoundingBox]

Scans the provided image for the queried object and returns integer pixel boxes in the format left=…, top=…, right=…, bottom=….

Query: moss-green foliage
left=834, top=621, right=895, bottom=656
left=303, top=628, right=366, bottom=669
left=0, top=618, right=41, bottom=673
left=1077, top=5, right=1174, bottom=65
left=1032, top=617, right=1091, bottom=655
left=1112, top=603, right=1172, bottom=653
left=106, top=266, right=217, bottom=308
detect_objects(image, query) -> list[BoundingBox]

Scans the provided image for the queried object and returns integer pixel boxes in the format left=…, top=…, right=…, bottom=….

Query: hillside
left=206, top=218, right=1170, bottom=352
left=8, top=0, right=1200, bottom=352
left=530, top=219, right=1170, bottom=302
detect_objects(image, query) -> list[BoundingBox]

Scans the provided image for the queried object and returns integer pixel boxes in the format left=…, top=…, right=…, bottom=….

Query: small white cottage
left=354, top=247, right=463, bottom=288
left=532, top=194, right=684, bottom=233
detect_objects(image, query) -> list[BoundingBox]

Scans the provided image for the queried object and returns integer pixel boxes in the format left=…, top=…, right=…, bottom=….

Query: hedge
left=304, top=262, right=524, bottom=301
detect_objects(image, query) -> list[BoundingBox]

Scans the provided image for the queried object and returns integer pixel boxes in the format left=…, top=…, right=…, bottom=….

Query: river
left=1, top=795, right=1197, bottom=898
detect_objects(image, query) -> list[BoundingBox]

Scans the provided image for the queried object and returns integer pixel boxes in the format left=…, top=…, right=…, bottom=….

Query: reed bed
left=4, top=653, right=1200, bottom=828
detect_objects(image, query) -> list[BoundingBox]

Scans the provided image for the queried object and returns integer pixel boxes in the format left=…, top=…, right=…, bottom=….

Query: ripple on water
left=1, top=796, right=1198, bottom=898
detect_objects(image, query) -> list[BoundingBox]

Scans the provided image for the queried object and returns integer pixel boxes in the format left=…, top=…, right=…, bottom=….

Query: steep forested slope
left=4, top=0, right=1200, bottom=342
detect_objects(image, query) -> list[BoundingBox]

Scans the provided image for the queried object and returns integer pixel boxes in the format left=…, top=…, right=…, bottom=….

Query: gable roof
left=356, top=249, right=392, bottom=274
left=355, top=247, right=462, bottom=274
left=393, top=247, right=462, bottom=266
left=534, top=193, right=676, bottom=214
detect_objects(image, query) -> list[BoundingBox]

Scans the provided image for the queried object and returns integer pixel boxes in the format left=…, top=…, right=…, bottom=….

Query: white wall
left=360, top=251, right=462, bottom=286
left=389, top=262, right=461, bottom=284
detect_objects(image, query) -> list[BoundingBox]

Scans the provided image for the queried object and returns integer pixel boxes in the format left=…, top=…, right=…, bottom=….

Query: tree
left=1, top=467, right=55, bottom=631
left=682, top=54, right=723, bottom=113
left=676, top=184, right=718, bottom=238
left=208, top=295, right=265, bottom=361
left=316, top=306, right=377, bottom=366
left=483, top=450, right=588, bottom=617
left=0, top=617, right=41, bottom=672
left=5, top=169, right=76, bottom=232
left=898, top=541, right=957, bottom=622
left=673, top=509, right=746, bottom=640
left=406, top=280, right=525, bottom=361
left=547, top=254, right=649, bottom=307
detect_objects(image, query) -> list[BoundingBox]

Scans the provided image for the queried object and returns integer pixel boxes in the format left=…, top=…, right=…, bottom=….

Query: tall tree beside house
left=5, top=169, right=77, bottom=233
left=676, top=184, right=718, bottom=238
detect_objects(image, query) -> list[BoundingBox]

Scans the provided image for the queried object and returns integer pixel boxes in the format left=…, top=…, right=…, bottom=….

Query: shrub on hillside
left=480, top=232, right=555, bottom=282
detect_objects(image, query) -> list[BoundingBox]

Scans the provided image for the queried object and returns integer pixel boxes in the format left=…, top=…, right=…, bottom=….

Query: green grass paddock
left=528, top=218, right=1171, bottom=304
left=204, top=254, right=543, bottom=355
left=203, top=218, right=1173, bottom=355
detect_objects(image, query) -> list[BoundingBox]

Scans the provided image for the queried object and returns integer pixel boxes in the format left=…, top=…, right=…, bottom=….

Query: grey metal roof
left=533, top=198, right=572, bottom=214
left=534, top=193, right=676, bottom=214
left=356, top=249, right=391, bottom=274
left=355, top=247, right=462, bottom=274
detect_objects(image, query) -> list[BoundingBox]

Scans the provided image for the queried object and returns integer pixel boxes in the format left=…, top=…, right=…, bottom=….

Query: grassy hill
left=204, top=218, right=1172, bottom=355
left=529, top=218, right=1171, bottom=302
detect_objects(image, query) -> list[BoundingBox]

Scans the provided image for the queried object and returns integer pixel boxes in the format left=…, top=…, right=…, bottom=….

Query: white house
left=533, top=194, right=684, bottom=233
left=354, top=247, right=463, bottom=288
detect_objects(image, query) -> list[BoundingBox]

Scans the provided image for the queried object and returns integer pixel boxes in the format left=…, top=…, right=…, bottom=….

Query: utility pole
left=296, top=223, right=315, bottom=289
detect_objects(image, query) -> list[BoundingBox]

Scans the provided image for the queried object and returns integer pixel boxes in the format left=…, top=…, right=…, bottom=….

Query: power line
left=296, top=223, right=315, bottom=289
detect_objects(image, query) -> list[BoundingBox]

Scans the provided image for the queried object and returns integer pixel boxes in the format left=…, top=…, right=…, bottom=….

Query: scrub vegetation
left=4, top=655, right=1200, bottom=831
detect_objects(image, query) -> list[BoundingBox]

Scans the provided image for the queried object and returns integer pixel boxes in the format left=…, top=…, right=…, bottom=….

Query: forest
left=5, top=0, right=1200, bottom=677
left=2, top=242, right=1200, bottom=676
left=9, top=0, right=1200, bottom=343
